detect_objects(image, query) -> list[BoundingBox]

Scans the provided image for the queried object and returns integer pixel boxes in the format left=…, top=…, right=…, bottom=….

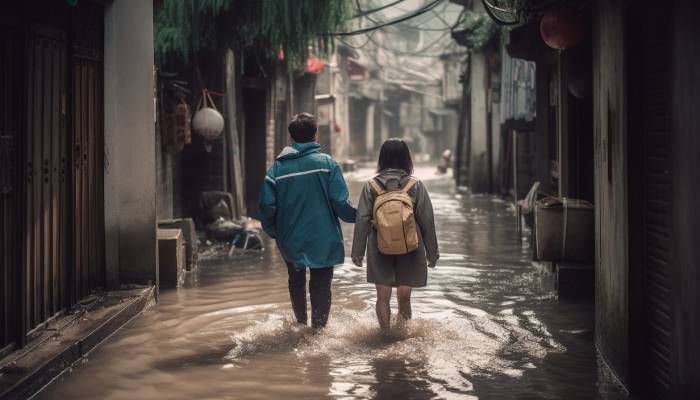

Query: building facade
left=0, top=0, right=157, bottom=353
left=472, top=0, right=700, bottom=397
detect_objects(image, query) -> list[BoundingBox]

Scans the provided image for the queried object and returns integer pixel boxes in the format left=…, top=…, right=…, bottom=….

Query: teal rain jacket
left=257, top=142, right=357, bottom=269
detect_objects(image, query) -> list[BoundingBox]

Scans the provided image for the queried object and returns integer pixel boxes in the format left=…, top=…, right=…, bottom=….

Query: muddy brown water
left=40, top=167, right=626, bottom=400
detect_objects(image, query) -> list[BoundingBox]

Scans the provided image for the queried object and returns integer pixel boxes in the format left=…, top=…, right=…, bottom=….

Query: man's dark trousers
left=286, top=261, right=333, bottom=329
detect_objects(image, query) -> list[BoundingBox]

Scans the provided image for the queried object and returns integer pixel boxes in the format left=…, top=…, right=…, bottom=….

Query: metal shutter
left=641, top=4, right=673, bottom=397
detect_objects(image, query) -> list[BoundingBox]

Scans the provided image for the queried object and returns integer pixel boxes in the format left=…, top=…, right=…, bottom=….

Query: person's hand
left=352, top=257, right=363, bottom=267
left=428, top=261, right=437, bottom=269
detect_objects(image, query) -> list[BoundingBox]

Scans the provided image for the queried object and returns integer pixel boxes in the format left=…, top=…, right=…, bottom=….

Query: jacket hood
left=374, top=168, right=412, bottom=190
left=277, top=142, right=322, bottom=160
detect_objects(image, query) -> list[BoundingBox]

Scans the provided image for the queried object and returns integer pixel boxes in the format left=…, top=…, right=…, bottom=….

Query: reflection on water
left=41, top=167, right=626, bottom=400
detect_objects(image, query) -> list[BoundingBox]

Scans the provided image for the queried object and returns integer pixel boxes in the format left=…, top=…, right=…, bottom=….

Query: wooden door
left=0, top=23, right=23, bottom=352
left=243, top=87, right=268, bottom=214
left=1, top=1, right=105, bottom=347
left=24, top=26, right=69, bottom=335
left=70, top=2, right=105, bottom=302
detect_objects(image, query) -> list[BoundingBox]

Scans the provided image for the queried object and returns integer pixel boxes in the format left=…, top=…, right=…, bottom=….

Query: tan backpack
left=369, top=178, right=419, bottom=255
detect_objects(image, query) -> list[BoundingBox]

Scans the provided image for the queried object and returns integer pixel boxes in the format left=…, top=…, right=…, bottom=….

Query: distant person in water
left=257, top=112, right=357, bottom=329
left=352, top=138, right=439, bottom=332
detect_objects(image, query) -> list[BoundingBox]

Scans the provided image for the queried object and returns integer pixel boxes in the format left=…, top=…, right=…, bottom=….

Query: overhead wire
left=430, top=5, right=452, bottom=27
left=340, top=0, right=461, bottom=64
left=339, top=0, right=385, bottom=48
left=367, top=30, right=451, bottom=57
left=336, top=29, right=379, bottom=49
left=351, top=0, right=408, bottom=19
left=347, top=1, right=462, bottom=36
left=381, top=2, right=456, bottom=33
left=331, top=0, right=446, bottom=36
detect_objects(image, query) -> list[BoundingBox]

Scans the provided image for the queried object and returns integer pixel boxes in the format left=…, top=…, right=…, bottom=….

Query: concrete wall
left=490, top=101, right=501, bottom=193
left=155, top=124, right=174, bottom=220
left=365, top=102, right=375, bottom=155
left=331, top=52, right=351, bottom=162
left=592, top=0, right=629, bottom=384
left=104, top=0, right=157, bottom=288
left=293, top=74, right=316, bottom=116
left=455, top=77, right=470, bottom=188
left=534, top=64, right=552, bottom=195
left=469, top=52, right=490, bottom=193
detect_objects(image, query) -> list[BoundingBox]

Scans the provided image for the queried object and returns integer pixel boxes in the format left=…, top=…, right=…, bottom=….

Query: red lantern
left=306, top=56, right=325, bottom=75
left=539, top=7, right=585, bottom=50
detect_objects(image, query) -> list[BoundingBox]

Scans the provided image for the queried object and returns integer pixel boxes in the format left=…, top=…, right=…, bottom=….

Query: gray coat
left=351, top=169, right=439, bottom=287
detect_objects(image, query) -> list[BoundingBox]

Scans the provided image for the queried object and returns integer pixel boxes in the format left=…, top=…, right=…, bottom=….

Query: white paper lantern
left=192, top=107, right=224, bottom=140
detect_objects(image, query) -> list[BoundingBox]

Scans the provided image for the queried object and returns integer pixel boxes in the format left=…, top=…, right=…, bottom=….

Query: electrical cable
left=336, top=29, right=379, bottom=49
left=367, top=30, right=450, bottom=57
left=380, top=3, right=455, bottom=33
left=355, top=0, right=381, bottom=25
left=332, top=0, right=445, bottom=36
left=350, top=0, right=408, bottom=19
left=388, top=24, right=452, bottom=32
left=352, top=1, right=460, bottom=34
left=430, top=2, right=452, bottom=27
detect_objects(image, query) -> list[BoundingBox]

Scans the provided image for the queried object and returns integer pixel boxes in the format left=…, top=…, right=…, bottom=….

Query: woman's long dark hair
left=377, top=138, right=414, bottom=175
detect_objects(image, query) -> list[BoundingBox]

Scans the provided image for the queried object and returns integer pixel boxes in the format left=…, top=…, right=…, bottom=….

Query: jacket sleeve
left=256, top=169, right=277, bottom=238
left=351, top=183, right=373, bottom=264
left=329, top=161, right=357, bottom=223
left=415, top=181, right=439, bottom=266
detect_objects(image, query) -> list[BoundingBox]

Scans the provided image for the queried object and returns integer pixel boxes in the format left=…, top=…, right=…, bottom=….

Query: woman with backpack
left=351, top=138, right=439, bottom=332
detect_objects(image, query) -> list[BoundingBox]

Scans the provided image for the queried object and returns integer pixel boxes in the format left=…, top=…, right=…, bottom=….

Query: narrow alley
left=3, top=1, right=700, bottom=398
left=40, top=167, right=622, bottom=400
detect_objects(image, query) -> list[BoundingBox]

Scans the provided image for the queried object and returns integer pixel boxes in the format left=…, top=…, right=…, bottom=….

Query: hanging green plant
left=154, top=0, right=350, bottom=69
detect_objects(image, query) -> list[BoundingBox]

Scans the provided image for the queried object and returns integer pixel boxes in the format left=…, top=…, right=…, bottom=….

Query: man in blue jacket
left=257, top=113, right=357, bottom=329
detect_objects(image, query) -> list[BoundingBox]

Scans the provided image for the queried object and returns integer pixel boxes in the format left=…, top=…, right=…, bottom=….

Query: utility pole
left=378, top=67, right=387, bottom=143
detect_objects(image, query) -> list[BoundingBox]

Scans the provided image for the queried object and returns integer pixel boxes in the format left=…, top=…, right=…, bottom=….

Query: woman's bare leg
left=375, top=284, right=392, bottom=332
left=397, top=286, right=412, bottom=321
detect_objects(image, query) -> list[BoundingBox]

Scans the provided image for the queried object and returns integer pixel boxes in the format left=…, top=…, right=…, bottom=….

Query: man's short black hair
left=288, top=113, right=317, bottom=143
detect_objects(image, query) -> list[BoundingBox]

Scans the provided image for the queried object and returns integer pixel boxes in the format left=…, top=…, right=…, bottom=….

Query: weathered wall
left=365, top=102, right=376, bottom=156
left=293, top=74, right=316, bottom=116
left=534, top=64, right=552, bottom=195
left=670, top=1, right=700, bottom=396
left=104, top=0, right=157, bottom=288
left=155, top=125, right=174, bottom=220
left=349, top=97, right=368, bottom=160
left=490, top=101, right=501, bottom=193
left=455, top=76, right=470, bottom=188
left=332, top=52, right=351, bottom=162
left=592, top=0, right=629, bottom=384
left=468, top=52, right=489, bottom=193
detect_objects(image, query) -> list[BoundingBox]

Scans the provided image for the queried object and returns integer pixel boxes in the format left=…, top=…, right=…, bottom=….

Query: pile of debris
left=200, top=191, right=263, bottom=256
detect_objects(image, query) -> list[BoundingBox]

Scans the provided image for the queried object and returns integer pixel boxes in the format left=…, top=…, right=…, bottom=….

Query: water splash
left=224, top=306, right=566, bottom=397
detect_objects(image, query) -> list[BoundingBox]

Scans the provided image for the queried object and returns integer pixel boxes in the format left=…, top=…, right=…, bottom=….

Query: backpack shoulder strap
left=368, top=178, right=385, bottom=195
left=401, top=178, right=418, bottom=194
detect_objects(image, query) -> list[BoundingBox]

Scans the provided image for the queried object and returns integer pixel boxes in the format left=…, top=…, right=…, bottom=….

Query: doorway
left=243, top=87, right=268, bottom=215
left=0, top=1, right=105, bottom=349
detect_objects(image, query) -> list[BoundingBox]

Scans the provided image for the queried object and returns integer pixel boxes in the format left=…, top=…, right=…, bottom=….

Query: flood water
left=41, top=166, right=626, bottom=400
